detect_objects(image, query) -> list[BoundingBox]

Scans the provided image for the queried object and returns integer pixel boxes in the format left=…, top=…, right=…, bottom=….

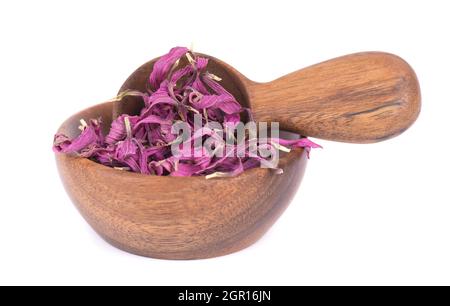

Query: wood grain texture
left=55, top=102, right=307, bottom=259
left=114, top=51, right=420, bottom=143
left=249, top=52, right=421, bottom=143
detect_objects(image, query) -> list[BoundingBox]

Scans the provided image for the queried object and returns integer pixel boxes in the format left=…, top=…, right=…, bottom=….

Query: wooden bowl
left=55, top=102, right=307, bottom=259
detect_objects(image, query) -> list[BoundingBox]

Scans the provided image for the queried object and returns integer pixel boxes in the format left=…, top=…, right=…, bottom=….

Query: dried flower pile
left=53, top=47, right=320, bottom=178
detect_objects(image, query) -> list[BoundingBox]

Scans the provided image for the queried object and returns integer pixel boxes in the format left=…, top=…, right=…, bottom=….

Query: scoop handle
left=249, top=52, right=420, bottom=143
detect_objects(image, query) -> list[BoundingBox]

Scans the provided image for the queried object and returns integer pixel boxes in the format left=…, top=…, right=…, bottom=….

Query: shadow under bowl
left=55, top=102, right=307, bottom=259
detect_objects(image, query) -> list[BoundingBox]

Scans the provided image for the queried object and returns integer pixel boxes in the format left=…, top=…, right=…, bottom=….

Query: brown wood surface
left=249, top=52, right=421, bottom=143
left=115, top=52, right=420, bottom=143
left=56, top=102, right=307, bottom=259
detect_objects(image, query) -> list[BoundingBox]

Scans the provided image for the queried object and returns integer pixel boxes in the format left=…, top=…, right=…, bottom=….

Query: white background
left=1, top=0, right=449, bottom=286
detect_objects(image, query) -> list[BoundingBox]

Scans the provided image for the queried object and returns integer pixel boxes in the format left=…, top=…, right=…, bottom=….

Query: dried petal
left=53, top=119, right=103, bottom=154
left=149, top=47, right=189, bottom=90
left=105, top=115, right=139, bottom=144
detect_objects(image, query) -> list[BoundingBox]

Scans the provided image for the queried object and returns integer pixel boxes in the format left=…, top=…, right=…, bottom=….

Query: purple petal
left=53, top=119, right=103, bottom=154
left=277, top=138, right=322, bottom=149
left=149, top=47, right=189, bottom=90
left=105, top=115, right=139, bottom=144
left=115, top=138, right=138, bottom=160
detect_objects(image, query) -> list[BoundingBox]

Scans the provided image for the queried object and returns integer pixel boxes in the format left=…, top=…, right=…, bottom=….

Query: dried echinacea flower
left=53, top=47, right=321, bottom=178
left=53, top=118, right=104, bottom=156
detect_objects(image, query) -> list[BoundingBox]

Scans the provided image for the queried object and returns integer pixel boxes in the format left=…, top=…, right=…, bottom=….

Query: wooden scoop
left=114, top=51, right=420, bottom=143
left=56, top=52, right=421, bottom=259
